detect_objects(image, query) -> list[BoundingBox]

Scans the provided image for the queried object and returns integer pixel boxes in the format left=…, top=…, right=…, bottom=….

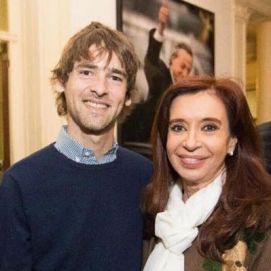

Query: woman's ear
left=228, top=137, right=238, bottom=156
left=125, top=98, right=132, bottom=107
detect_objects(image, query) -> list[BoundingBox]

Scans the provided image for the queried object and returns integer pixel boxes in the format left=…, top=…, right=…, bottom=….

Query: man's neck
left=67, top=126, right=115, bottom=160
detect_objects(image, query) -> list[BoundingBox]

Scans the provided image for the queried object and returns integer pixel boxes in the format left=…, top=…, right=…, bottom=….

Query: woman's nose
left=182, top=130, right=200, bottom=151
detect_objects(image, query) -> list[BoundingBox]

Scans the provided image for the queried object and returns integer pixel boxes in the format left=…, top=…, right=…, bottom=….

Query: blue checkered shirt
left=54, top=126, right=118, bottom=165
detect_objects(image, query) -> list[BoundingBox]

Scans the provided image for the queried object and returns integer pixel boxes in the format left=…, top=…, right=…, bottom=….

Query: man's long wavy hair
left=51, top=21, right=139, bottom=122
left=142, top=76, right=271, bottom=262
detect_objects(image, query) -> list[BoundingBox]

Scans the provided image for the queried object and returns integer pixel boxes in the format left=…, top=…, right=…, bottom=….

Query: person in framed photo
left=121, top=2, right=193, bottom=158
left=144, top=3, right=194, bottom=91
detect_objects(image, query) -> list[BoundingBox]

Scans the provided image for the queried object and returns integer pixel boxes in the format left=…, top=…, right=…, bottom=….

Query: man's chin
left=79, top=122, right=115, bottom=136
left=174, top=76, right=184, bottom=83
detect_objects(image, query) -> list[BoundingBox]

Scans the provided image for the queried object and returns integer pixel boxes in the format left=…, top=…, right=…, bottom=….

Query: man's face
left=170, top=49, right=193, bottom=83
left=63, top=45, right=130, bottom=138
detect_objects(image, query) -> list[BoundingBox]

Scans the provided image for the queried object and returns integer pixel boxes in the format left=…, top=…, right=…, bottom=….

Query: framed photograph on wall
left=117, top=0, right=215, bottom=159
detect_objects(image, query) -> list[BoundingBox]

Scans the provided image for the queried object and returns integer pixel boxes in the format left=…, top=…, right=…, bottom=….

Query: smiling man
left=0, top=22, right=152, bottom=271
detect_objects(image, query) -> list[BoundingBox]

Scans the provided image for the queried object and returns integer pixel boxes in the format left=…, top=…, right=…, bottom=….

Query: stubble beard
left=69, top=109, right=117, bottom=136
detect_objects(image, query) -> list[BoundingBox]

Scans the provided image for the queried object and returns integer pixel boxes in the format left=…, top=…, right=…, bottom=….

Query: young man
left=0, top=22, right=152, bottom=271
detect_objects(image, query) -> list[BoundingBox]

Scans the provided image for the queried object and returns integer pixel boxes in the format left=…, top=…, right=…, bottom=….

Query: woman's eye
left=202, top=124, right=218, bottom=132
left=169, top=124, right=185, bottom=132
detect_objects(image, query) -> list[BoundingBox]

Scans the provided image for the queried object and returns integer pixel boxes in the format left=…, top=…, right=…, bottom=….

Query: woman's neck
left=182, top=167, right=226, bottom=202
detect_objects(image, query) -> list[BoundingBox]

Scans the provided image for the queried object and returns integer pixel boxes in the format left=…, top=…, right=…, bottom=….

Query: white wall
left=184, top=0, right=235, bottom=76
left=7, top=0, right=235, bottom=163
left=69, top=0, right=117, bottom=34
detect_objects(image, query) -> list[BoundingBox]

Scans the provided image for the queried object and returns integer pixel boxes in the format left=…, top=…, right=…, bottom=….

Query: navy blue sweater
left=0, top=144, right=152, bottom=271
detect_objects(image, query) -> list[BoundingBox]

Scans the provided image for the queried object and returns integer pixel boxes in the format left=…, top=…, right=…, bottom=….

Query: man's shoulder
left=118, top=147, right=153, bottom=174
left=117, top=147, right=153, bottom=185
left=1, top=144, right=60, bottom=192
left=118, top=146, right=152, bottom=164
left=3, top=144, right=57, bottom=179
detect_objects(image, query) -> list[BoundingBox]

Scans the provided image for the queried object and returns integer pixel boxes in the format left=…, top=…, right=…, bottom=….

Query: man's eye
left=111, top=75, right=123, bottom=82
left=202, top=124, right=218, bottom=132
left=169, top=124, right=185, bottom=132
left=79, top=70, right=92, bottom=76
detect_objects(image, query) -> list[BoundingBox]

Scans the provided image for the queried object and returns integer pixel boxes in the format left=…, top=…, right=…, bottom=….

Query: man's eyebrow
left=109, top=68, right=127, bottom=78
left=75, top=63, right=127, bottom=78
left=75, top=63, right=97, bottom=69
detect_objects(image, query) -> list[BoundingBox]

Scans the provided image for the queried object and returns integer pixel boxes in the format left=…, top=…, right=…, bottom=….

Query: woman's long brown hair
left=142, top=76, right=271, bottom=262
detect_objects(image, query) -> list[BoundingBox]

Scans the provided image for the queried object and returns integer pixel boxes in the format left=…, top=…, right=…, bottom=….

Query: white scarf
left=143, top=173, right=224, bottom=271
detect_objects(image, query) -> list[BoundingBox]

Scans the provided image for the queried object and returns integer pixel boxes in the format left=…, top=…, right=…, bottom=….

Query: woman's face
left=166, top=90, right=237, bottom=190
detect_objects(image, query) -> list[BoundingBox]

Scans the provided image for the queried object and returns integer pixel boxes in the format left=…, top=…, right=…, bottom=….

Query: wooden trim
left=0, top=43, right=10, bottom=170
left=0, top=31, right=17, bottom=42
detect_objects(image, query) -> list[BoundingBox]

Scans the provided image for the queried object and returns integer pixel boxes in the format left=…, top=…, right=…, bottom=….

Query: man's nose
left=180, top=68, right=189, bottom=77
left=91, top=74, right=108, bottom=96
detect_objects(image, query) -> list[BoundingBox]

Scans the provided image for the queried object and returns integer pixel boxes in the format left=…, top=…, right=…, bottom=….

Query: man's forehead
left=89, top=45, right=122, bottom=62
left=177, top=49, right=192, bottom=59
left=88, top=43, right=106, bottom=55
left=74, top=56, right=127, bottom=77
left=75, top=48, right=120, bottom=66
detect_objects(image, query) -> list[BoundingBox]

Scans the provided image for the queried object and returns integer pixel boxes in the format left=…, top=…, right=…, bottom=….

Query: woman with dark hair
left=142, top=76, right=271, bottom=271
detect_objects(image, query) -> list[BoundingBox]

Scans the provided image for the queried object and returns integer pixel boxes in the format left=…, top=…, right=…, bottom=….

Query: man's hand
left=158, top=2, right=169, bottom=36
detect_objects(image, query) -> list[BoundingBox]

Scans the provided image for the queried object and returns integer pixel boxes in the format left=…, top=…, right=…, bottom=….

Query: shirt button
left=75, top=157, right=80, bottom=162
left=84, top=151, right=90, bottom=157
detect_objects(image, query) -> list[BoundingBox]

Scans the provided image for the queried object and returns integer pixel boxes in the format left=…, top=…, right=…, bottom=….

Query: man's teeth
left=85, top=101, right=107, bottom=108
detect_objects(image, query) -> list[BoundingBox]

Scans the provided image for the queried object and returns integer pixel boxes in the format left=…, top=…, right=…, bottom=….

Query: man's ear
left=54, top=80, right=65, bottom=93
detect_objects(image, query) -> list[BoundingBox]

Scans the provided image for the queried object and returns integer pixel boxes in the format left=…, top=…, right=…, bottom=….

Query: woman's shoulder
left=142, top=237, right=156, bottom=269
left=260, top=204, right=271, bottom=231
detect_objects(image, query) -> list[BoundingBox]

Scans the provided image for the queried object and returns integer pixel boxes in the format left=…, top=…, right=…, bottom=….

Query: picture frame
left=117, top=0, right=215, bottom=159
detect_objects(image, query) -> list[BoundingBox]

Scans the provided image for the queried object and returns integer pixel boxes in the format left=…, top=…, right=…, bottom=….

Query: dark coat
left=257, top=121, right=271, bottom=174
left=143, top=221, right=271, bottom=270
left=121, top=29, right=172, bottom=146
left=120, top=29, right=172, bottom=158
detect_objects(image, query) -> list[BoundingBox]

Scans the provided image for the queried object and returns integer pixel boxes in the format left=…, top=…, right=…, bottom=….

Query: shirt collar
left=54, top=125, right=118, bottom=165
